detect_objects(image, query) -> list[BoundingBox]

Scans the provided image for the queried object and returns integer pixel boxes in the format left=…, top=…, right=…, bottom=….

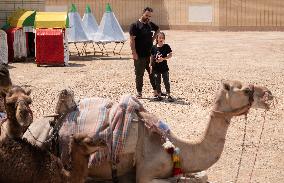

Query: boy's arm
left=162, top=52, right=172, bottom=60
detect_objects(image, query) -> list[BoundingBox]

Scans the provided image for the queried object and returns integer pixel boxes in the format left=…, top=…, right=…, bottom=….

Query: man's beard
left=142, top=17, right=149, bottom=23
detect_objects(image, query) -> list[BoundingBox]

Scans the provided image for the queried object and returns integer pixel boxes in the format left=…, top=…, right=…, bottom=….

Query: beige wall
left=219, top=0, right=284, bottom=30
left=2, top=0, right=284, bottom=30
left=0, top=0, right=45, bottom=26
left=46, top=0, right=221, bottom=30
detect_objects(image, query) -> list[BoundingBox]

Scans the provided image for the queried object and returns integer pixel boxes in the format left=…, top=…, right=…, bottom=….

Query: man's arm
left=130, top=36, right=138, bottom=60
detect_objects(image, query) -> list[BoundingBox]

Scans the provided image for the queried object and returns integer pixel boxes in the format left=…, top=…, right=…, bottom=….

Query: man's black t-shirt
left=129, top=20, right=159, bottom=58
left=150, top=44, right=172, bottom=73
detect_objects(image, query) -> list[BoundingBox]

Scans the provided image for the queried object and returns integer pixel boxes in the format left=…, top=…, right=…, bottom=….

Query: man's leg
left=145, top=57, right=157, bottom=94
left=134, top=58, right=146, bottom=96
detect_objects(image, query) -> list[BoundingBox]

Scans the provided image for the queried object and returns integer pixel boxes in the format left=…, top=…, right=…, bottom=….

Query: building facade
left=0, top=0, right=45, bottom=26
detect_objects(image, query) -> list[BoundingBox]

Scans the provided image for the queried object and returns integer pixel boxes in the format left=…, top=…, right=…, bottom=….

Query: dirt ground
left=8, top=31, right=284, bottom=183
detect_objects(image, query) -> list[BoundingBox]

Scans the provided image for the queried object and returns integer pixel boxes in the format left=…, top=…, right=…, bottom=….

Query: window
left=189, top=4, right=213, bottom=23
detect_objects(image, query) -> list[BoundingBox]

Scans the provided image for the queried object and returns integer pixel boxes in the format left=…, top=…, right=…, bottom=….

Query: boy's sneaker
left=136, top=92, right=142, bottom=99
left=154, top=92, right=167, bottom=97
left=161, top=92, right=167, bottom=97
left=167, top=96, right=174, bottom=102
left=154, top=96, right=163, bottom=101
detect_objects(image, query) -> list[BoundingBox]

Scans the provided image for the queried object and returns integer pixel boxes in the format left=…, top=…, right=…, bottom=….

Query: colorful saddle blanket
left=59, top=94, right=145, bottom=166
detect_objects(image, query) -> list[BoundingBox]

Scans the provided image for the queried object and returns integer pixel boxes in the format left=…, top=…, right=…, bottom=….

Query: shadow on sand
left=69, top=54, right=131, bottom=61
left=143, top=96, right=190, bottom=106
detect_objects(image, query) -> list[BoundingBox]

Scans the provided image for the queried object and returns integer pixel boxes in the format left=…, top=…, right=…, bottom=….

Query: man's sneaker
left=154, top=96, right=163, bottom=101
left=136, top=92, right=142, bottom=99
left=167, top=96, right=174, bottom=102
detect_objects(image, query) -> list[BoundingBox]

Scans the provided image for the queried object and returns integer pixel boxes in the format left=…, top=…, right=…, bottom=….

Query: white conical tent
left=67, top=4, right=89, bottom=43
left=0, top=30, right=8, bottom=64
left=82, top=4, right=98, bottom=39
left=93, top=4, right=126, bottom=42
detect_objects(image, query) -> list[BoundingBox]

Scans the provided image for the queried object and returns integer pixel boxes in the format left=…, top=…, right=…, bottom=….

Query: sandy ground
left=8, top=31, right=284, bottom=183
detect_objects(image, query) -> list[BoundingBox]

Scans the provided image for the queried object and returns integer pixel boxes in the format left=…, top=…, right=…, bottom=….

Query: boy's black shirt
left=129, top=20, right=159, bottom=57
left=151, top=44, right=172, bottom=73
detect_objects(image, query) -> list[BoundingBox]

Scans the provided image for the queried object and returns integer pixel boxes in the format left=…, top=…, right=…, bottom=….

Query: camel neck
left=171, top=114, right=231, bottom=172
left=69, top=149, right=89, bottom=183
left=7, top=119, right=22, bottom=139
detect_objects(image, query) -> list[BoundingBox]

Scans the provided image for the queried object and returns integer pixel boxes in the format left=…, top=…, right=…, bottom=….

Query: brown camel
left=23, top=81, right=273, bottom=182
left=0, top=64, right=12, bottom=94
left=23, top=89, right=76, bottom=148
left=0, top=85, right=33, bottom=141
left=0, top=64, right=12, bottom=112
left=0, top=90, right=106, bottom=182
left=0, top=133, right=106, bottom=183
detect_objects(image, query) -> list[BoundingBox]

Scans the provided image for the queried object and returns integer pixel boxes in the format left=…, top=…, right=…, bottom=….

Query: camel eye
left=244, top=88, right=251, bottom=95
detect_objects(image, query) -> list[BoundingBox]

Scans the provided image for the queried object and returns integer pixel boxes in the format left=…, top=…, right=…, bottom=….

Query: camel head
left=70, top=133, right=107, bottom=156
left=0, top=65, right=12, bottom=95
left=55, top=89, right=76, bottom=115
left=214, top=80, right=273, bottom=116
left=5, top=85, right=33, bottom=130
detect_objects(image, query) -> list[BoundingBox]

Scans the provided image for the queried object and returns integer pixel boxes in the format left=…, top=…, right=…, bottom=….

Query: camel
left=23, top=81, right=273, bottom=182
left=0, top=85, right=33, bottom=141
left=0, top=133, right=106, bottom=183
left=0, top=64, right=12, bottom=112
left=0, top=64, right=12, bottom=94
left=0, top=89, right=106, bottom=182
left=23, top=89, right=77, bottom=149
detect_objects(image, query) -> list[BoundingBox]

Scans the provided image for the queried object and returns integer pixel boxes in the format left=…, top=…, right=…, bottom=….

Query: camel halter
left=27, top=104, right=78, bottom=144
left=211, top=85, right=255, bottom=122
left=0, top=97, right=33, bottom=137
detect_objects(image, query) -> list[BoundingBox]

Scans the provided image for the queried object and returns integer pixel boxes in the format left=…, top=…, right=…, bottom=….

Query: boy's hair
left=143, top=7, right=153, bottom=13
left=155, top=32, right=165, bottom=45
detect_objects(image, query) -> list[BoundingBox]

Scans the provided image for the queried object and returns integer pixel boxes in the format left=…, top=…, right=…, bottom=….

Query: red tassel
left=173, top=167, right=183, bottom=176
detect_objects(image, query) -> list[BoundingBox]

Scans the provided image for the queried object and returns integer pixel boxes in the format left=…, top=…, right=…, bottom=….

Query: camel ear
left=222, top=82, right=230, bottom=91
left=6, top=96, right=17, bottom=104
left=72, top=133, right=89, bottom=145
left=25, top=88, right=31, bottom=96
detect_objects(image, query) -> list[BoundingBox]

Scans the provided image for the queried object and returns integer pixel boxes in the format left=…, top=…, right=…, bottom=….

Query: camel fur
left=0, top=133, right=106, bottom=183
left=0, top=88, right=106, bottom=182
left=0, top=64, right=12, bottom=112
left=0, top=64, right=12, bottom=94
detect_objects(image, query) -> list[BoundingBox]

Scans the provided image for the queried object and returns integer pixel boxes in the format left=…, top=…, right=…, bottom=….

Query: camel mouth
left=253, top=90, right=273, bottom=110
left=94, top=139, right=107, bottom=147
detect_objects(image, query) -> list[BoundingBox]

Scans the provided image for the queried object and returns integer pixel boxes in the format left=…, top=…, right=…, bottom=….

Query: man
left=129, top=7, right=160, bottom=98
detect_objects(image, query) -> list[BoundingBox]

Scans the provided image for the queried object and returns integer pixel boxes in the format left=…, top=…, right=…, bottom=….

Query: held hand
left=132, top=52, right=138, bottom=60
left=157, top=57, right=164, bottom=63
